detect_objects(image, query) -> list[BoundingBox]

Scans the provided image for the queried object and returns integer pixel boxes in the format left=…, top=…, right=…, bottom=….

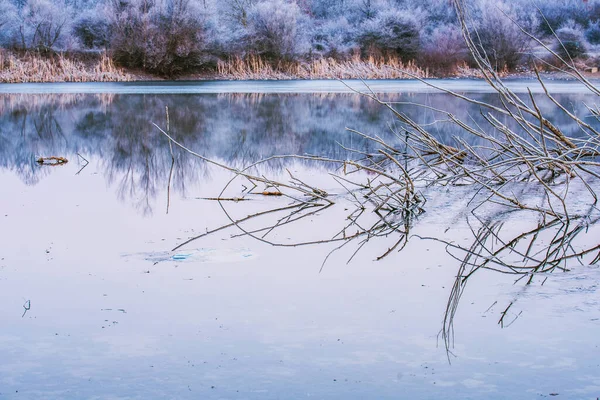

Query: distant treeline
left=0, top=0, right=597, bottom=77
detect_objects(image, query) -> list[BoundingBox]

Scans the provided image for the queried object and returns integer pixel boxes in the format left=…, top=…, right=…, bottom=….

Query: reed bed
left=303, top=55, right=430, bottom=79
left=0, top=51, right=133, bottom=83
left=0, top=50, right=549, bottom=82
left=217, top=54, right=431, bottom=80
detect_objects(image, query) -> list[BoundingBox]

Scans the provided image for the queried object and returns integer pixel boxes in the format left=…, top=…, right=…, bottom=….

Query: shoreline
left=0, top=78, right=597, bottom=94
left=1, top=70, right=596, bottom=85
left=1, top=50, right=598, bottom=85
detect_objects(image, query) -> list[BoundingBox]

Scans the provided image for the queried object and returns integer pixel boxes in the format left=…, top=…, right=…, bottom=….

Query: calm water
left=0, top=80, right=599, bottom=399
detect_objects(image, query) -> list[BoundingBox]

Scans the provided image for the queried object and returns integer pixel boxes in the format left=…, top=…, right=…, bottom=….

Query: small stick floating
left=37, top=156, right=68, bottom=165
left=261, top=191, right=283, bottom=196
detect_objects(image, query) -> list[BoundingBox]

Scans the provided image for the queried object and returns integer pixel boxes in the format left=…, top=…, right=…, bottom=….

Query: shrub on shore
left=357, top=9, right=422, bottom=61
left=555, top=25, right=589, bottom=60
left=419, top=24, right=468, bottom=74
left=470, top=1, right=535, bottom=71
left=107, top=0, right=209, bottom=77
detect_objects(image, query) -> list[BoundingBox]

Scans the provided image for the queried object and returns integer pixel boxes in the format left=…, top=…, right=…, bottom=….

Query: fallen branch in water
left=165, top=106, right=175, bottom=215
left=151, top=0, right=600, bottom=361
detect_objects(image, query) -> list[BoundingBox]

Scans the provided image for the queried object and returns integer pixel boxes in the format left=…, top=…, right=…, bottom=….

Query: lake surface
left=0, top=80, right=599, bottom=399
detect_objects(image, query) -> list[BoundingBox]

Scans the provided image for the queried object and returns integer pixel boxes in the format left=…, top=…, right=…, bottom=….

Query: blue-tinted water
left=0, top=81, right=598, bottom=400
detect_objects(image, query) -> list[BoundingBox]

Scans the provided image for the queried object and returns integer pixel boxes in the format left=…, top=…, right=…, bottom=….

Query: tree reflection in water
left=1, top=85, right=600, bottom=356
left=2, top=90, right=595, bottom=212
left=147, top=81, right=600, bottom=359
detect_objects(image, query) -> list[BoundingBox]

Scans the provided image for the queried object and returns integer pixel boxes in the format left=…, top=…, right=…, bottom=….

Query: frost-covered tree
left=355, top=0, right=384, bottom=20
left=0, top=0, right=17, bottom=28
left=244, top=0, right=307, bottom=61
left=72, top=4, right=111, bottom=49
left=357, top=9, right=422, bottom=60
left=220, top=0, right=255, bottom=26
left=306, top=0, right=347, bottom=19
left=556, top=22, right=588, bottom=59
left=472, top=0, right=534, bottom=70
left=585, top=20, right=600, bottom=45
left=0, top=0, right=19, bottom=47
left=2, top=0, right=73, bottom=51
left=420, top=24, right=468, bottom=72
left=107, top=0, right=209, bottom=75
left=536, top=0, right=595, bottom=35
left=3, top=0, right=600, bottom=74
left=418, top=0, right=457, bottom=26
left=310, top=16, right=355, bottom=58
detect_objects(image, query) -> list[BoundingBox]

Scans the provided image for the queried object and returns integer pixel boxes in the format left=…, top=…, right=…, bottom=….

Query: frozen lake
left=0, top=78, right=597, bottom=94
left=0, top=80, right=599, bottom=399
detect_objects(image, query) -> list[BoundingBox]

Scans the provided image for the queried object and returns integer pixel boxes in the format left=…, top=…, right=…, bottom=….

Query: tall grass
left=0, top=51, right=133, bottom=83
left=0, top=50, right=526, bottom=82
left=217, top=54, right=432, bottom=80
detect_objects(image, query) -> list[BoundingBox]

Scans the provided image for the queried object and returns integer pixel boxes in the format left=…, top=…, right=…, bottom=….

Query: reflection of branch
left=498, top=302, right=513, bottom=328
left=172, top=202, right=325, bottom=251
left=75, top=153, right=89, bottom=175
left=22, top=299, right=30, bottom=318
left=492, top=300, right=522, bottom=329
left=153, top=123, right=335, bottom=205
left=165, top=107, right=175, bottom=215
left=425, top=207, right=600, bottom=356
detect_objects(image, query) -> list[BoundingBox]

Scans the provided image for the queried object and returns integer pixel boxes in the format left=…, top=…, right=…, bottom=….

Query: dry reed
left=0, top=51, right=133, bottom=83
left=0, top=50, right=517, bottom=82
left=217, top=54, right=431, bottom=80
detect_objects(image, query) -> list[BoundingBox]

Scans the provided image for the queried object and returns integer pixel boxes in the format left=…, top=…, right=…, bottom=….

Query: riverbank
left=1, top=79, right=596, bottom=95
left=0, top=50, right=597, bottom=83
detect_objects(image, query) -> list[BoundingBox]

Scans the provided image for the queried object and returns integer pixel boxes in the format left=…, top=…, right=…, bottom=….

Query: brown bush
left=419, top=24, right=469, bottom=74
left=108, top=0, right=208, bottom=77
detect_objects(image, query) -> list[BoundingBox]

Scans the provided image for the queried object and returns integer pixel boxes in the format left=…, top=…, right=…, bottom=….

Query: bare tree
left=221, top=0, right=255, bottom=26
left=11, top=0, right=71, bottom=52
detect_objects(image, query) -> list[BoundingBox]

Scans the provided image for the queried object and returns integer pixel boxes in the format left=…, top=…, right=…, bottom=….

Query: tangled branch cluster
left=154, top=0, right=600, bottom=354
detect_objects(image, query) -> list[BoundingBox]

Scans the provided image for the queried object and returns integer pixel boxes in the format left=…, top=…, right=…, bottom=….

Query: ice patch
left=124, top=248, right=257, bottom=264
